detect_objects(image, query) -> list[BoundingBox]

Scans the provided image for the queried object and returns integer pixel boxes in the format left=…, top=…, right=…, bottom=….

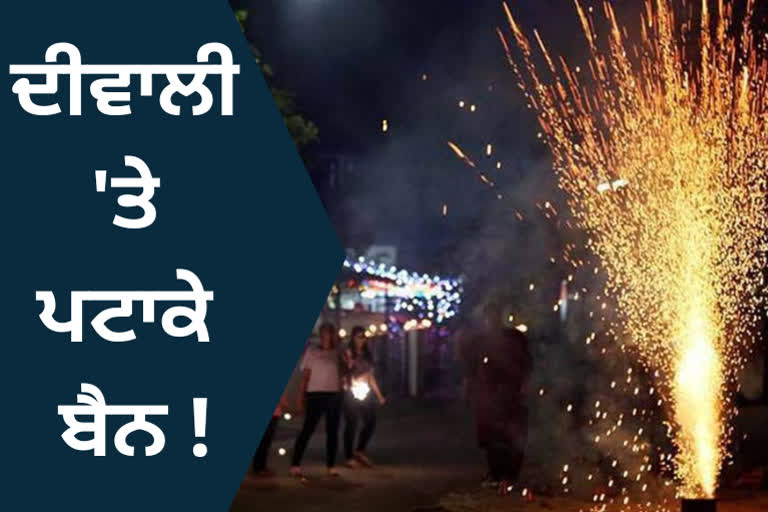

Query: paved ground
left=230, top=400, right=768, bottom=512
left=231, top=400, right=485, bottom=512
left=436, top=491, right=768, bottom=512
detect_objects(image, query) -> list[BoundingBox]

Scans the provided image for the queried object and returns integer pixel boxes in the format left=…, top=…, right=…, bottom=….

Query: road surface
left=231, top=399, right=768, bottom=512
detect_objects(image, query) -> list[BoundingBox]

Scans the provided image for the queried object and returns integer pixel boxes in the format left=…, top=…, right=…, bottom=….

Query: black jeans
left=291, top=392, right=342, bottom=468
left=343, top=393, right=377, bottom=460
left=486, top=441, right=524, bottom=482
left=485, top=411, right=528, bottom=482
left=252, top=416, right=279, bottom=472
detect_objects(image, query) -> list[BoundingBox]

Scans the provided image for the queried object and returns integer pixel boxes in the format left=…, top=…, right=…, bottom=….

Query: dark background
left=230, top=0, right=616, bottom=277
left=231, top=0, right=566, bottom=272
left=232, top=0, right=768, bottom=282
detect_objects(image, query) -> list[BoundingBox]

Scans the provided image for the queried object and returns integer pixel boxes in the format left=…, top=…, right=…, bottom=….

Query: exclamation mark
left=95, top=170, right=107, bottom=192
left=192, top=398, right=208, bottom=457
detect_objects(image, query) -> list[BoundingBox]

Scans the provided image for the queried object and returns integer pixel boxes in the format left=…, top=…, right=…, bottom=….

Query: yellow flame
left=671, top=242, right=724, bottom=497
left=502, top=0, right=768, bottom=498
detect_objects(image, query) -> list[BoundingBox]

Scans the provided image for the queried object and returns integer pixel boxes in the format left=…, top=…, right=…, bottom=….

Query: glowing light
left=597, top=178, right=630, bottom=193
left=283, top=413, right=292, bottom=421
left=447, top=140, right=476, bottom=168
left=341, top=257, right=462, bottom=324
left=351, top=379, right=371, bottom=401
left=338, top=329, right=347, bottom=338
left=502, top=0, right=768, bottom=499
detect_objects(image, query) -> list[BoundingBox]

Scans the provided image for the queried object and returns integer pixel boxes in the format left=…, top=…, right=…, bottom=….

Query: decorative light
left=341, top=257, right=462, bottom=324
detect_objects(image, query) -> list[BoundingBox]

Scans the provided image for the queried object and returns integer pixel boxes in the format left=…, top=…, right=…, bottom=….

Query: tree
left=235, top=9, right=319, bottom=149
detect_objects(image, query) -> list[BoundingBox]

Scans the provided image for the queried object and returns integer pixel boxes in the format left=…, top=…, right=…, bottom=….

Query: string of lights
left=341, top=257, right=462, bottom=324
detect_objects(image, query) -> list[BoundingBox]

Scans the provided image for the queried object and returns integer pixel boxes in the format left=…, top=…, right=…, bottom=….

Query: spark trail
left=500, top=0, right=768, bottom=499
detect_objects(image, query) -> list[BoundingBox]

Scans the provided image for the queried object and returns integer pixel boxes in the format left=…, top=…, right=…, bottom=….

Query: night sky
left=231, top=1, right=636, bottom=276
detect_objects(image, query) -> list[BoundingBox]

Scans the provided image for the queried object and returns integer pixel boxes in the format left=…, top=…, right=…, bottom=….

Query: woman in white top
left=290, top=323, right=343, bottom=477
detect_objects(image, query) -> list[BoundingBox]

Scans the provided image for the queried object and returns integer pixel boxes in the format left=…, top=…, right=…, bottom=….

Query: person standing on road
left=290, top=323, right=344, bottom=478
left=467, top=303, right=533, bottom=491
left=342, top=326, right=386, bottom=468
left=251, top=391, right=289, bottom=477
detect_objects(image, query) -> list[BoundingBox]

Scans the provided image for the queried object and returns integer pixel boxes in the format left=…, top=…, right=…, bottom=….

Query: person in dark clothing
left=252, top=408, right=280, bottom=475
left=290, top=323, right=344, bottom=478
left=251, top=389, right=289, bottom=476
left=342, top=326, right=386, bottom=468
left=466, top=303, right=533, bottom=490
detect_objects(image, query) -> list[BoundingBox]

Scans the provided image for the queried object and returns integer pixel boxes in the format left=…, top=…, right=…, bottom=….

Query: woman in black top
left=342, top=326, right=386, bottom=468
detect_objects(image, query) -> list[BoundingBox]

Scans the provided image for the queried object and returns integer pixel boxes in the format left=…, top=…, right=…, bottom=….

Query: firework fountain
left=499, top=0, right=768, bottom=505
